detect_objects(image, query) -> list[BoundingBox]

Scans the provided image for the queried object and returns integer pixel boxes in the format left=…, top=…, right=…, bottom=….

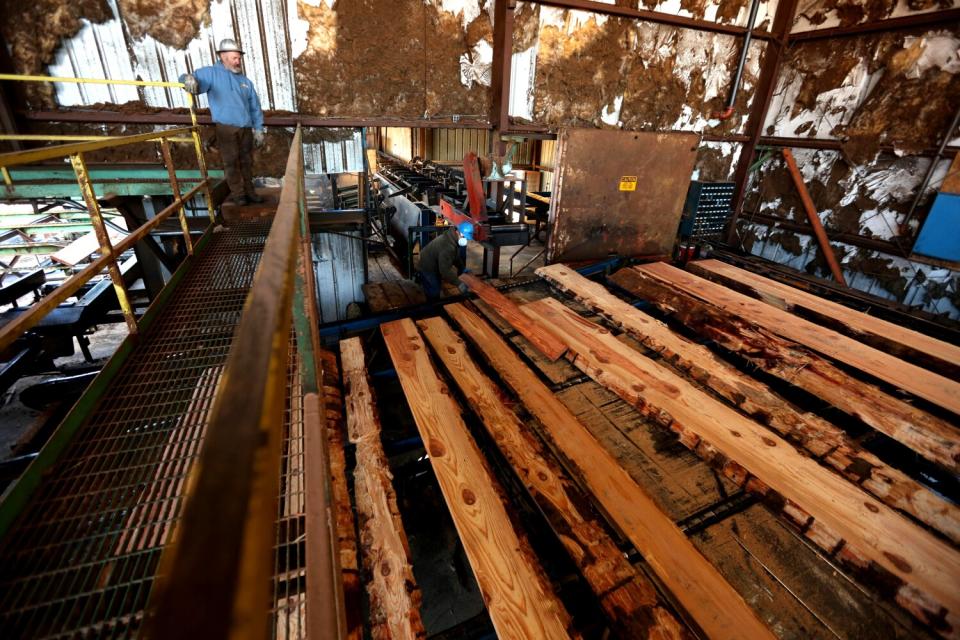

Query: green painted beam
left=0, top=222, right=94, bottom=233
left=0, top=243, right=64, bottom=256
left=2, top=167, right=225, bottom=200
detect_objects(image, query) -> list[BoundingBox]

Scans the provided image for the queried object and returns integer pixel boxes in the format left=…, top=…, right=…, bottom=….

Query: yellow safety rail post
left=185, top=92, right=217, bottom=222
left=68, top=152, right=138, bottom=333
left=0, top=73, right=215, bottom=221
left=159, top=138, right=194, bottom=256
left=0, top=125, right=210, bottom=352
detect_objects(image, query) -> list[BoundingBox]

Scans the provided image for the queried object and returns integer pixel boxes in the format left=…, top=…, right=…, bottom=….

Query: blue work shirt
left=181, top=62, right=264, bottom=130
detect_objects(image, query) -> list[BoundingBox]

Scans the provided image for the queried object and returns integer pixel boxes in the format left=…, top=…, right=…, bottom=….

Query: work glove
left=181, top=74, right=199, bottom=95
left=458, top=282, right=470, bottom=295
left=253, top=129, right=266, bottom=148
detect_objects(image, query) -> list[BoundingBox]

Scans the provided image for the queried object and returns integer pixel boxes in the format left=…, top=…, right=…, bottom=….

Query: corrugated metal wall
left=49, top=0, right=296, bottom=111
left=302, top=129, right=366, bottom=175
left=312, top=232, right=366, bottom=324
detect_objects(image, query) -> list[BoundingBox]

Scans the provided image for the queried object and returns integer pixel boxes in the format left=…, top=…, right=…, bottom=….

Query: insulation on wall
left=509, top=1, right=770, bottom=134
left=746, top=22, right=960, bottom=318
left=792, top=0, right=959, bottom=33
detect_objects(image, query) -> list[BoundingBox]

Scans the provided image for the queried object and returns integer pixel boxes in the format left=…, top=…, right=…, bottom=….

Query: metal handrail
left=0, top=73, right=217, bottom=346
left=149, top=125, right=344, bottom=640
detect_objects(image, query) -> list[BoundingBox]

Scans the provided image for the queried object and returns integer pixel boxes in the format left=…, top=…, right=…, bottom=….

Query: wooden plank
left=363, top=283, right=391, bottom=313
left=610, top=266, right=960, bottom=473
left=318, top=348, right=363, bottom=640
left=443, top=303, right=775, bottom=640
left=51, top=225, right=126, bottom=266
left=522, top=297, right=960, bottom=636
left=380, top=318, right=573, bottom=639
left=556, top=382, right=735, bottom=522
left=687, top=259, right=960, bottom=380
left=459, top=273, right=567, bottom=360
left=340, top=338, right=426, bottom=640
left=635, top=262, right=960, bottom=416
left=417, top=316, right=690, bottom=640
left=538, top=264, right=960, bottom=543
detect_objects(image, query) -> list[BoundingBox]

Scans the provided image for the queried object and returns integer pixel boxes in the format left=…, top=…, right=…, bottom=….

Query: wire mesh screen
left=0, top=219, right=307, bottom=638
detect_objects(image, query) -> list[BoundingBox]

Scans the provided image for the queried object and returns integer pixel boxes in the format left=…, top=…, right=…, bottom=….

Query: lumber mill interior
left=0, top=0, right=959, bottom=638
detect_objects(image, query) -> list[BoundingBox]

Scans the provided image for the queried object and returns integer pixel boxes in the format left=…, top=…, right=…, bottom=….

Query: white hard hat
left=216, top=38, right=244, bottom=54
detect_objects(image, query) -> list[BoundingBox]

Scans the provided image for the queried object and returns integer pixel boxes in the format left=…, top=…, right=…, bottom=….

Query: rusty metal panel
left=546, top=128, right=698, bottom=263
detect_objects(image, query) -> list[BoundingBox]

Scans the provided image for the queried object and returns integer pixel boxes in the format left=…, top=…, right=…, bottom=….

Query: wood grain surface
left=444, top=303, right=775, bottom=640
left=522, top=297, right=960, bottom=636
left=381, top=319, right=573, bottom=640
left=538, top=263, right=960, bottom=543
left=610, top=266, right=960, bottom=473
left=341, top=338, right=425, bottom=640
left=635, top=262, right=960, bottom=415
left=687, top=259, right=960, bottom=379
left=418, top=316, right=689, bottom=640
left=459, top=273, right=567, bottom=360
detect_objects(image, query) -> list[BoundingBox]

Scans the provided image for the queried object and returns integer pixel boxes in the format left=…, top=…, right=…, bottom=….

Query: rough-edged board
left=546, top=128, right=698, bottom=263
left=443, top=303, right=775, bottom=640
left=687, top=259, right=960, bottom=380
left=51, top=226, right=127, bottom=266
left=635, top=262, right=960, bottom=416
left=459, top=274, right=567, bottom=360
left=380, top=319, right=573, bottom=639
left=418, top=316, right=689, bottom=640
left=610, top=266, right=960, bottom=473
left=522, top=297, right=960, bottom=636
left=537, top=264, right=960, bottom=543
left=340, top=338, right=425, bottom=640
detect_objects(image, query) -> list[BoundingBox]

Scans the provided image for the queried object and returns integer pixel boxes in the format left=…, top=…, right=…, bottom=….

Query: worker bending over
left=418, top=222, right=474, bottom=300
left=180, top=39, right=265, bottom=206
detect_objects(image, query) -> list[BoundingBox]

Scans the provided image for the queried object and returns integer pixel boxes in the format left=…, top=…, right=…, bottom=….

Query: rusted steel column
left=725, top=0, right=799, bottom=244
left=782, top=148, right=848, bottom=286
left=159, top=138, right=194, bottom=256
left=70, top=152, right=138, bottom=333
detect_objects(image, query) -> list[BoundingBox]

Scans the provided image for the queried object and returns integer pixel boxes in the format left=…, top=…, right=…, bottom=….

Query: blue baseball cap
left=457, top=221, right=475, bottom=241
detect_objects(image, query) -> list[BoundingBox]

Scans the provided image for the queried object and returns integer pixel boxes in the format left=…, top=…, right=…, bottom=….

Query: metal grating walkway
left=0, top=219, right=303, bottom=638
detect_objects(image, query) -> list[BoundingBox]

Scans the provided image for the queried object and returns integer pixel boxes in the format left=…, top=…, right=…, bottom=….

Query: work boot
left=232, top=195, right=249, bottom=206
left=246, top=193, right=265, bottom=204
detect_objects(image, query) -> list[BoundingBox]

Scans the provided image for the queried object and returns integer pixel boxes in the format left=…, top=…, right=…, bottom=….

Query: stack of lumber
left=335, top=258, right=959, bottom=639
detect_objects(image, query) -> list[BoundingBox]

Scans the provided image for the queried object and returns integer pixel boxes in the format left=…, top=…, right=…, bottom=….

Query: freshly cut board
left=418, top=316, right=689, bottom=640
left=537, top=263, right=960, bottom=543
left=634, top=261, right=960, bottom=416
left=443, top=303, right=775, bottom=640
left=687, top=259, right=960, bottom=379
left=381, top=319, right=572, bottom=639
left=459, top=273, right=567, bottom=360
left=610, top=266, right=960, bottom=473
left=522, top=296, right=960, bottom=636
left=341, top=338, right=425, bottom=640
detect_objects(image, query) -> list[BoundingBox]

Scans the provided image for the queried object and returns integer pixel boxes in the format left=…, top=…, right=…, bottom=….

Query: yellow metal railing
left=0, top=74, right=216, bottom=349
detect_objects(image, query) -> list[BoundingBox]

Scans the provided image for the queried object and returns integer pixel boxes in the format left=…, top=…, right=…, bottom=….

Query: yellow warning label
left=619, top=176, right=638, bottom=191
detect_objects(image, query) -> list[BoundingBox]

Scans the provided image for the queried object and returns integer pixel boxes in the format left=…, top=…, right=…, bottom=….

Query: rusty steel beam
left=782, top=148, right=847, bottom=285
left=491, top=0, right=515, bottom=135
left=22, top=110, right=491, bottom=129
left=790, top=9, right=960, bottom=41
left=726, top=0, right=799, bottom=244
left=525, top=0, right=775, bottom=39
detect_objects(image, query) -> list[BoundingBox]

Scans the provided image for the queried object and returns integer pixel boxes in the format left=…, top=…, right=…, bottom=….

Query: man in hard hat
left=418, top=221, right=474, bottom=300
left=180, top=39, right=265, bottom=206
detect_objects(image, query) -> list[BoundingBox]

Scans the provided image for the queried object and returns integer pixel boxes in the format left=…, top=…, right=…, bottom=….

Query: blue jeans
left=420, top=271, right=441, bottom=301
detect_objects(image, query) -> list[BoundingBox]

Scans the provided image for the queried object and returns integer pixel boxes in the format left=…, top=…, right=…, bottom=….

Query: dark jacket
left=418, top=229, right=464, bottom=286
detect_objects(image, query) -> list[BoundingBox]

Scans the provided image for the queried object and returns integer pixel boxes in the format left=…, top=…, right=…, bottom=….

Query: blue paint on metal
left=914, top=193, right=960, bottom=261
left=575, top=257, right=623, bottom=276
